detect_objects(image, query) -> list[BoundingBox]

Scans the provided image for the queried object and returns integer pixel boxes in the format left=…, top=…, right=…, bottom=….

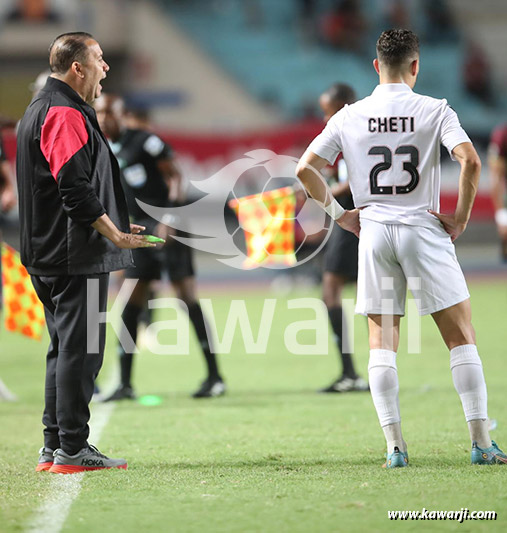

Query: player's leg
left=321, top=272, right=365, bottom=391
left=368, top=313, right=407, bottom=466
left=103, top=279, right=150, bottom=401
left=320, top=224, right=367, bottom=393
left=121, top=280, right=149, bottom=393
left=431, top=300, right=503, bottom=461
left=165, top=242, right=225, bottom=398
left=104, top=238, right=160, bottom=402
left=135, top=285, right=156, bottom=350
left=323, top=273, right=352, bottom=374
left=400, top=224, right=505, bottom=463
left=357, top=220, right=408, bottom=466
left=171, top=275, right=225, bottom=398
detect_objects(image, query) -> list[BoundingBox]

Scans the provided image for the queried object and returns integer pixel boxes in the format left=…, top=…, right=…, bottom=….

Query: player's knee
left=322, top=281, right=342, bottom=308
left=322, top=291, right=337, bottom=309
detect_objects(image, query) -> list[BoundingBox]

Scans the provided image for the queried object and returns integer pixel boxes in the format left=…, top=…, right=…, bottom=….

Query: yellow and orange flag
left=1, top=243, right=44, bottom=340
left=229, top=186, right=297, bottom=269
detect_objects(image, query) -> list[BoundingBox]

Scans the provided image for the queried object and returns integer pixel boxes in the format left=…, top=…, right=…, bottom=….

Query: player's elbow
left=461, top=151, right=481, bottom=175
left=466, top=154, right=481, bottom=174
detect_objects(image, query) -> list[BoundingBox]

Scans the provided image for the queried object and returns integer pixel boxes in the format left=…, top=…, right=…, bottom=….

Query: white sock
left=450, top=344, right=491, bottom=448
left=468, top=419, right=491, bottom=449
left=382, top=422, right=407, bottom=455
left=368, top=349, right=405, bottom=454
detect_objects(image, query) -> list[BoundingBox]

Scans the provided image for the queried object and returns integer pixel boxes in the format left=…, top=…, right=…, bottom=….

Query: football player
left=296, top=29, right=506, bottom=467
left=488, top=123, right=507, bottom=261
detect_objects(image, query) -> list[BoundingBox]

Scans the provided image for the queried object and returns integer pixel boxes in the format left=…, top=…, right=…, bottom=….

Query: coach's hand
left=337, top=208, right=361, bottom=238
left=428, top=210, right=467, bottom=242
left=92, top=214, right=157, bottom=248
left=115, top=232, right=158, bottom=249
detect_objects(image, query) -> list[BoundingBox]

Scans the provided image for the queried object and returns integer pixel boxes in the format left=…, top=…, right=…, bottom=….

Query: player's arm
left=158, top=157, right=183, bottom=204
left=488, top=151, right=507, bottom=239
left=154, top=156, right=183, bottom=242
left=295, top=149, right=360, bottom=237
left=429, top=141, right=481, bottom=241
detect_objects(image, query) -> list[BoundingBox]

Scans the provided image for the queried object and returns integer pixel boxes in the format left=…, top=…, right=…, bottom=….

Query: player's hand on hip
left=337, top=208, right=361, bottom=238
left=428, top=210, right=467, bottom=242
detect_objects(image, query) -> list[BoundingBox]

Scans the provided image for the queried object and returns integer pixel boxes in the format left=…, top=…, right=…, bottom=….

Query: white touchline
left=25, top=384, right=117, bottom=533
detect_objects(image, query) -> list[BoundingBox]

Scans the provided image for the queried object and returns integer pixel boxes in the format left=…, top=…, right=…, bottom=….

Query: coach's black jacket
left=16, top=77, right=133, bottom=275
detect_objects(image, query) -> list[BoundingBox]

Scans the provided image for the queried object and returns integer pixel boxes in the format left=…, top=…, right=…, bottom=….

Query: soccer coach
left=16, top=32, right=155, bottom=474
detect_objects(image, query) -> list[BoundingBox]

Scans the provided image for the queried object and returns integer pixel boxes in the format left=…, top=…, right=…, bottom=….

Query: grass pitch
left=1, top=279, right=507, bottom=532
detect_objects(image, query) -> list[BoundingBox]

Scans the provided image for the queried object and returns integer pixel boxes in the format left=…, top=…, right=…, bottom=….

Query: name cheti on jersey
left=308, top=83, right=470, bottom=229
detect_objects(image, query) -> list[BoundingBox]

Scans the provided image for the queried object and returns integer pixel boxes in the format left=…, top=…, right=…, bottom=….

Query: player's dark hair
left=376, top=29, right=419, bottom=69
left=323, top=83, right=356, bottom=105
left=49, top=32, right=94, bottom=74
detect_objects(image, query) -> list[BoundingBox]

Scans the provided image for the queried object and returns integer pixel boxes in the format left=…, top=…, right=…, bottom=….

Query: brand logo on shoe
left=81, top=459, right=104, bottom=466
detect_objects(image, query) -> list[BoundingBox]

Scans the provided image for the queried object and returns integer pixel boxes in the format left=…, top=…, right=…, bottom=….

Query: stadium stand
left=161, top=0, right=507, bottom=135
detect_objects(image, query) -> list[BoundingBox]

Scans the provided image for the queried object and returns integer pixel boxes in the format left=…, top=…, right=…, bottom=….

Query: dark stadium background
left=1, top=0, right=506, bottom=280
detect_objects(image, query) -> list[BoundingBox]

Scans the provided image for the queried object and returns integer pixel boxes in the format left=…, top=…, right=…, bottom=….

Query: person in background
left=317, top=83, right=368, bottom=394
left=6, top=0, right=60, bottom=23
left=488, top=123, right=507, bottom=261
left=95, top=94, right=226, bottom=401
left=0, top=130, right=17, bottom=402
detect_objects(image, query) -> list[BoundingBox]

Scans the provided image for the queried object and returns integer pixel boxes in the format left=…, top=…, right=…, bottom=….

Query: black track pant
left=31, top=274, right=109, bottom=455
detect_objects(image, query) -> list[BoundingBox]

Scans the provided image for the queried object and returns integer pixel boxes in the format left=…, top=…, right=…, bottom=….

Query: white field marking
left=26, top=387, right=117, bottom=533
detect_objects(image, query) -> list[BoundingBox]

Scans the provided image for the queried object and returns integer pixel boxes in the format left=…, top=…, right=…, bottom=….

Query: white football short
left=355, top=218, right=470, bottom=316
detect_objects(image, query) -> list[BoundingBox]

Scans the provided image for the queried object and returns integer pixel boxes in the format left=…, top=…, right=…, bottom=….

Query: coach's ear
left=373, top=58, right=380, bottom=75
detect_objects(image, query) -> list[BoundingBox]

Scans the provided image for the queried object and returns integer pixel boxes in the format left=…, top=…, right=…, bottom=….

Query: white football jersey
left=308, top=83, right=471, bottom=228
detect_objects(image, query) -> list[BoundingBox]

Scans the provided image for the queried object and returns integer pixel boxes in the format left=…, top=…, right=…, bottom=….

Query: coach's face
left=81, top=39, right=109, bottom=104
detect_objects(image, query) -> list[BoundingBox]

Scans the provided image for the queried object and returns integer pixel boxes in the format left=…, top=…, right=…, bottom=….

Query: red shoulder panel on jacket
left=40, top=106, right=89, bottom=181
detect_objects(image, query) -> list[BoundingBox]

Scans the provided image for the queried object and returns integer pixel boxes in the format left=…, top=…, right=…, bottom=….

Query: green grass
left=1, top=280, right=507, bottom=532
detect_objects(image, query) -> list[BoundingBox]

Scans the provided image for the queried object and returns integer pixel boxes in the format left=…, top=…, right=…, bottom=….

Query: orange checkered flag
left=1, top=243, right=44, bottom=340
left=229, top=186, right=297, bottom=269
